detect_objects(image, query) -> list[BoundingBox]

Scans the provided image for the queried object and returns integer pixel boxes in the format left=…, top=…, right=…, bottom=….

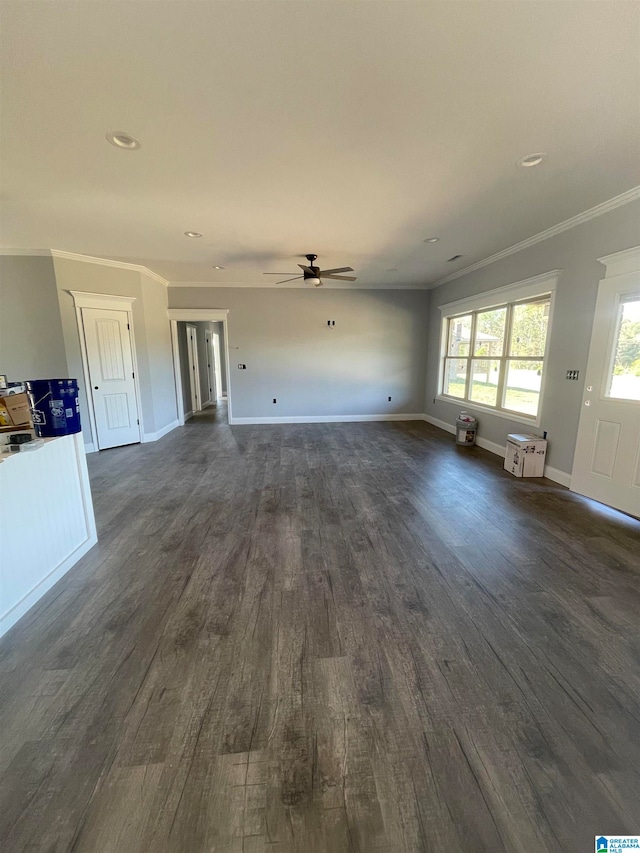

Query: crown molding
left=597, top=245, right=640, bottom=278
left=5, top=186, right=637, bottom=292
left=438, top=269, right=561, bottom=315
left=433, top=186, right=640, bottom=288
left=138, top=268, right=170, bottom=287
left=51, top=250, right=169, bottom=286
left=0, top=248, right=52, bottom=256
left=167, top=279, right=427, bottom=289
left=0, top=247, right=169, bottom=286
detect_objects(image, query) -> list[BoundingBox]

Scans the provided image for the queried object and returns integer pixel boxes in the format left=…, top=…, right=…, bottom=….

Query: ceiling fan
left=263, top=254, right=356, bottom=287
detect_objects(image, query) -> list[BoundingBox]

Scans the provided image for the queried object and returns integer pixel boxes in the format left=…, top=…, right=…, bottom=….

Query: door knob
left=94, top=386, right=99, bottom=390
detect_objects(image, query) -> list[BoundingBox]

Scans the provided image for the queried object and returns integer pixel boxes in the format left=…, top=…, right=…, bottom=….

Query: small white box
left=504, top=433, right=547, bottom=478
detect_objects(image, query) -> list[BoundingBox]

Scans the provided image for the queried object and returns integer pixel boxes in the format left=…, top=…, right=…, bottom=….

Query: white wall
left=0, top=255, right=68, bottom=381
left=424, top=199, right=640, bottom=475
left=168, top=287, right=429, bottom=419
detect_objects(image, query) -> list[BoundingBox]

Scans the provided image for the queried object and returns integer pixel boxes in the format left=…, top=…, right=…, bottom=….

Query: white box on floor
left=504, top=433, right=547, bottom=478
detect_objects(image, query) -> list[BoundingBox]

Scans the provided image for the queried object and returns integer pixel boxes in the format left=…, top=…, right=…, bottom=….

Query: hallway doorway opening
left=168, top=309, right=231, bottom=426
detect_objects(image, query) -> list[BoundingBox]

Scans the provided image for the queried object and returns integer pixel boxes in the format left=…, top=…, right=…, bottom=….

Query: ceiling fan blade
left=298, top=264, right=314, bottom=274
left=275, top=275, right=304, bottom=284
left=263, top=272, right=298, bottom=275
left=322, top=274, right=357, bottom=281
left=317, top=267, right=354, bottom=276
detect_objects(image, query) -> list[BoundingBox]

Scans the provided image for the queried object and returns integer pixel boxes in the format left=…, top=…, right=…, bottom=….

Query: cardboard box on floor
left=504, top=433, right=547, bottom=478
left=0, top=392, right=32, bottom=427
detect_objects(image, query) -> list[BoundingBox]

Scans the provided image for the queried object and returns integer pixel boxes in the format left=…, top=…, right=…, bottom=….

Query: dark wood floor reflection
left=1, top=413, right=639, bottom=852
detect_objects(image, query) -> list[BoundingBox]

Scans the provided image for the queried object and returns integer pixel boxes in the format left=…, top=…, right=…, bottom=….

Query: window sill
left=436, top=396, right=541, bottom=429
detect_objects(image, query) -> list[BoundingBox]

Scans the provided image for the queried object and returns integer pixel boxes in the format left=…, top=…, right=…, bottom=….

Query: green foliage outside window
left=442, top=296, right=550, bottom=418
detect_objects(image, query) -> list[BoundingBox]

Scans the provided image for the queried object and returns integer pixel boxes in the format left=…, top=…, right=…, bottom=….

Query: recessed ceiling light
left=184, top=231, right=203, bottom=238
left=106, top=131, right=140, bottom=150
left=423, top=237, right=440, bottom=243
left=517, top=152, right=546, bottom=168
left=212, top=265, right=225, bottom=270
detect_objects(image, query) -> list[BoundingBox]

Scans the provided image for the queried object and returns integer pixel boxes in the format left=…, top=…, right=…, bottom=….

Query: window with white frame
left=439, top=273, right=557, bottom=420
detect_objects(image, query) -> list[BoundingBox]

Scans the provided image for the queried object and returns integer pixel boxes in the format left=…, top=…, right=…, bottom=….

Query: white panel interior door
left=571, top=271, right=640, bottom=517
left=82, top=307, right=141, bottom=449
left=212, top=332, right=223, bottom=402
left=186, top=324, right=201, bottom=413
left=204, top=330, right=217, bottom=405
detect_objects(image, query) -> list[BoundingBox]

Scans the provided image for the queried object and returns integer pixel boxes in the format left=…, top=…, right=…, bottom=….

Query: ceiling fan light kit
left=262, top=253, right=357, bottom=287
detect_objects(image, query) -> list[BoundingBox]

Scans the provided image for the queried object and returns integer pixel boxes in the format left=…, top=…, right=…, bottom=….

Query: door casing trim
left=69, top=291, right=143, bottom=450
left=167, top=309, right=232, bottom=425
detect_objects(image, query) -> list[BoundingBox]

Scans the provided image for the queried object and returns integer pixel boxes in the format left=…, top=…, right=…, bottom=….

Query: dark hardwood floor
left=1, top=409, right=639, bottom=852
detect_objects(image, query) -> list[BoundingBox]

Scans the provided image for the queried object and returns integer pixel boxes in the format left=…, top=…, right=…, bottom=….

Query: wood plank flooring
left=1, top=407, right=639, bottom=852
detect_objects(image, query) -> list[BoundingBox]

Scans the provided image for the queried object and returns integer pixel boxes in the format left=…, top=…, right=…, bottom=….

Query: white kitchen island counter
left=0, top=432, right=97, bottom=638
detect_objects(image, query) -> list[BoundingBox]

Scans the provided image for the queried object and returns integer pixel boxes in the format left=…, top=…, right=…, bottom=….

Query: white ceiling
left=1, top=0, right=639, bottom=288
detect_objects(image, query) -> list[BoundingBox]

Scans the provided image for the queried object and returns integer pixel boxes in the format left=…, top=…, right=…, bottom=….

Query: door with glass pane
left=571, top=273, right=640, bottom=516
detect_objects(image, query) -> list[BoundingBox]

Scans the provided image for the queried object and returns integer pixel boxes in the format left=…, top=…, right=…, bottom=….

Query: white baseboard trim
left=423, top=414, right=505, bottom=456
left=229, top=413, right=425, bottom=426
left=422, top=414, right=455, bottom=434
left=202, top=400, right=215, bottom=409
left=542, top=465, right=571, bottom=488
left=84, top=442, right=97, bottom=453
left=423, top=414, right=571, bottom=486
left=184, top=410, right=194, bottom=422
left=141, top=418, right=180, bottom=443
left=0, top=534, right=97, bottom=639
left=476, top=436, right=506, bottom=457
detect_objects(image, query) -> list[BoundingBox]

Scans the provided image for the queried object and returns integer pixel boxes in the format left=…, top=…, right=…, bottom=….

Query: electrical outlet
left=327, top=320, right=335, bottom=326
left=237, top=364, right=246, bottom=370
left=566, top=369, right=579, bottom=380
left=273, top=398, right=277, bottom=404
left=388, top=396, right=392, bottom=402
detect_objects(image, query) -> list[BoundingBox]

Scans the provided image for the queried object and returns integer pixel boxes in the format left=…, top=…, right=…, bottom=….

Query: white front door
left=82, top=307, right=141, bottom=449
left=571, top=261, right=640, bottom=517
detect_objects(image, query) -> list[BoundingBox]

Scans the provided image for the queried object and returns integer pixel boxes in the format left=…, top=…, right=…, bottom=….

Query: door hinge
left=137, top=419, right=139, bottom=425
left=132, top=372, right=135, bottom=378
left=127, top=323, right=130, bottom=330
